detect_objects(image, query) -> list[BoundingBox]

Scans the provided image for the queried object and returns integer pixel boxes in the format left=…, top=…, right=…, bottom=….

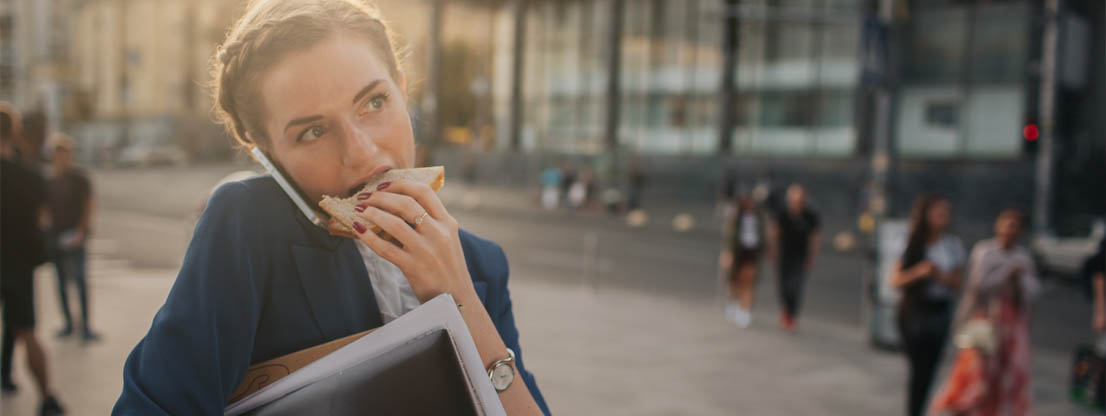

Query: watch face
left=491, top=364, right=515, bottom=391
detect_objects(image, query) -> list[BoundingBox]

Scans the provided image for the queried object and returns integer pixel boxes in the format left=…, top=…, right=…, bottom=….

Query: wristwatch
left=488, top=348, right=516, bottom=392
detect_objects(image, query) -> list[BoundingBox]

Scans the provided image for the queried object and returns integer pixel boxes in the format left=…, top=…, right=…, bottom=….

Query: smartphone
left=251, top=147, right=328, bottom=229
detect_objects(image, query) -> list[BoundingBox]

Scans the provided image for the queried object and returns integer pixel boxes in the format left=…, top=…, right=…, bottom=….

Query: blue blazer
left=113, top=176, right=550, bottom=415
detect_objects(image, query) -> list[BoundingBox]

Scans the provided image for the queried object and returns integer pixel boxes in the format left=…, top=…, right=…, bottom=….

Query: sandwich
left=319, top=166, right=445, bottom=239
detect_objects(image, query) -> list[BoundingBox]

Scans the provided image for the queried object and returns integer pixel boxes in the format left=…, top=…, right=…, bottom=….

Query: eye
left=359, top=93, right=389, bottom=116
left=298, top=124, right=327, bottom=143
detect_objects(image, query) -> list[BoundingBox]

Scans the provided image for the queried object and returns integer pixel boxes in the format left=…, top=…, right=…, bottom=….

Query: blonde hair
left=210, top=0, right=405, bottom=149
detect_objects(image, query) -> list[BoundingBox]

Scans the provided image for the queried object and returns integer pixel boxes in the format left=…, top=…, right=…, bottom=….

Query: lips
left=346, top=165, right=393, bottom=197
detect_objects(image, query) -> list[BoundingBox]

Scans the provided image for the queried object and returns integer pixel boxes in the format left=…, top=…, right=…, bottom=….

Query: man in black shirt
left=769, top=184, right=822, bottom=331
left=0, top=106, right=65, bottom=414
left=47, top=135, right=99, bottom=342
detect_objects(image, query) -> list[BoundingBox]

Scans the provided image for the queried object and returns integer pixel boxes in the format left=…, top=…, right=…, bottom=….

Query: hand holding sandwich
left=349, top=180, right=475, bottom=304
left=318, top=167, right=542, bottom=415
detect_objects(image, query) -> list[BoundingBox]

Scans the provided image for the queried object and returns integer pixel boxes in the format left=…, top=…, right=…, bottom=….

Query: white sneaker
left=734, top=308, right=752, bottom=328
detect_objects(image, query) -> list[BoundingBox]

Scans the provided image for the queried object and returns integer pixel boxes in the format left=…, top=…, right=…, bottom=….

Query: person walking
left=931, top=209, right=1039, bottom=415
left=0, top=105, right=66, bottom=414
left=890, top=194, right=965, bottom=416
left=47, top=135, right=100, bottom=342
left=721, top=195, right=766, bottom=328
left=768, top=184, right=821, bottom=331
left=539, top=166, right=562, bottom=211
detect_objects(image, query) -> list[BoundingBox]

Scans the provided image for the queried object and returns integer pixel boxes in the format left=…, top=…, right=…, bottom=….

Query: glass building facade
left=491, top=0, right=1034, bottom=161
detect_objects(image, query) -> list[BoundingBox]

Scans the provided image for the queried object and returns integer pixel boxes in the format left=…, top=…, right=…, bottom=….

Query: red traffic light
left=1023, top=124, right=1039, bottom=141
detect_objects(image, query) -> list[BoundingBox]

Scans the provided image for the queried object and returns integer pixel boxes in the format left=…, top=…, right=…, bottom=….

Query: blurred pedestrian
left=18, top=111, right=48, bottom=164
left=891, top=194, right=964, bottom=416
left=0, top=105, right=66, bottom=414
left=932, top=209, right=1039, bottom=415
left=47, top=134, right=100, bottom=342
left=767, top=184, right=821, bottom=331
left=567, top=169, right=594, bottom=211
left=560, top=163, right=576, bottom=208
left=539, top=166, right=562, bottom=211
left=721, top=194, right=766, bottom=328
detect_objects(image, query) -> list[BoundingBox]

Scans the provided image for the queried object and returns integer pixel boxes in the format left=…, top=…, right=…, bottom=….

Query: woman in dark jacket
left=891, top=194, right=965, bottom=416
left=113, top=1, right=548, bottom=414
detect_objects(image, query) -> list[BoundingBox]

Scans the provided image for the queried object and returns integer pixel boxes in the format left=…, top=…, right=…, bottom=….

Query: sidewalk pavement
left=1, top=250, right=1093, bottom=415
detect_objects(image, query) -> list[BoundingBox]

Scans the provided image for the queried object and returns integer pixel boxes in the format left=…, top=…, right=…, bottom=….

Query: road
left=2, top=164, right=1093, bottom=415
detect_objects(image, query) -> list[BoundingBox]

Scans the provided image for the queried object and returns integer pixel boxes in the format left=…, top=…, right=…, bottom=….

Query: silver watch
left=488, top=348, right=516, bottom=392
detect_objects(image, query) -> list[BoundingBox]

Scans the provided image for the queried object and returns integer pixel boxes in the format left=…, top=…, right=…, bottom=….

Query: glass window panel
left=969, top=4, right=1028, bottom=83
left=902, top=7, right=968, bottom=84
left=964, top=87, right=1023, bottom=157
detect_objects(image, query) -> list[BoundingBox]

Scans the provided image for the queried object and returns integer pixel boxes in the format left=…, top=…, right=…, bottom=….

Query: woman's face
left=926, top=200, right=951, bottom=233
left=255, top=32, right=414, bottom=204
left=995, top=213, right=1023, bottom=246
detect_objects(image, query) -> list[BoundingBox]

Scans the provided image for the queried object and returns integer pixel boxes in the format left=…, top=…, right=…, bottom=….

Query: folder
left=223, top=294, right=506, bottom=416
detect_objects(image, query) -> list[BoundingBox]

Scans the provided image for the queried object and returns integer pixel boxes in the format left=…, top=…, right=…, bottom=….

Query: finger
left=355, top=221, right=414, bottom=269
left=355, top=206, right=426, bottom=254
left=377, top=180, right=449, bottom=221
left=363, top=190, right=428, bottom=225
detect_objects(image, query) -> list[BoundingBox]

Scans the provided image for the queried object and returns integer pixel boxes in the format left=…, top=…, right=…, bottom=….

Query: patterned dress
left=931, top=239, right=1039, bottom=416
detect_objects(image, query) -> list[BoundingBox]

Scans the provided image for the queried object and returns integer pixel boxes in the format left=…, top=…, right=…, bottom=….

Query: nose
left=338, top=118, right=378, bottom=168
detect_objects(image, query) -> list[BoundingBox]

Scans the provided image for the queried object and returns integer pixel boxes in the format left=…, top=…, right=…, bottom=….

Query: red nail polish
left=376, top=181, right=391, bottom=190
left=353, top=222, right=367, bottom=234
left=357, top=192, right=372, bottom=200
left=355, top=204, right=367, bottom=213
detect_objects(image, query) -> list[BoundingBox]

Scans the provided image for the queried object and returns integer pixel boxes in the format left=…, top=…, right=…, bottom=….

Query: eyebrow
left=281, top=80, right=385, bottom=135
left=283, top=115, right=324, bottom=134
left=352, top=80, right=384, bottom=104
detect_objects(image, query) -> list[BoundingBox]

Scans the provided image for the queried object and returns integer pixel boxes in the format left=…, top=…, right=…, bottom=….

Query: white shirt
left=354, top=240, right=421, bottom=324
left=924, top=234, right=966, bottom=300
left=739, top=213, right=760, bottom=249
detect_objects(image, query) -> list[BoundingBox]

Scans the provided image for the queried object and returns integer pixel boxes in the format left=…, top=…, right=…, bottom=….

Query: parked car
left=1032, top=217, right=1105, bottom=279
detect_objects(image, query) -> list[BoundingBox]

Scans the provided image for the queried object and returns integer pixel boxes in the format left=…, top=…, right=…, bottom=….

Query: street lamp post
left=1034, top=0, right=1059, bottom=236
left=716, top=0, right=739, bottom=155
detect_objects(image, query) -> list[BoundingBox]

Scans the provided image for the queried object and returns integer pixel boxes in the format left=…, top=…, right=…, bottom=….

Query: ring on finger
left=413, top=212, right=429, bottom=226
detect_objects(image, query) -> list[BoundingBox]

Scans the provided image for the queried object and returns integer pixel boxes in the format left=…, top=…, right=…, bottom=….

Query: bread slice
left=319, top=166, right=445, bottom=239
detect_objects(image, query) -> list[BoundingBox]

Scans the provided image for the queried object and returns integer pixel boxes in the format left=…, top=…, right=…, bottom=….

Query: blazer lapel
left=291, top=240, right=383, bottom=341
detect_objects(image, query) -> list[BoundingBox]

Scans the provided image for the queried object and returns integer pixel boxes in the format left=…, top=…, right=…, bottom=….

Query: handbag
left=930, top=318, right=996, bottom=415
left=1070, top=343, right=1106, bottom=411
left=954, top=318, right=997, bottom=354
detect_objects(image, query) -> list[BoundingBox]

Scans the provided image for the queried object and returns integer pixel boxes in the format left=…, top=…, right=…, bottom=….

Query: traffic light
left=1022, top=119, right=1039, bottom=155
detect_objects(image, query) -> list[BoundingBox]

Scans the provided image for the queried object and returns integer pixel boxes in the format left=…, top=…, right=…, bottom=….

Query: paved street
left=1, top=165, right=1097, bottom=415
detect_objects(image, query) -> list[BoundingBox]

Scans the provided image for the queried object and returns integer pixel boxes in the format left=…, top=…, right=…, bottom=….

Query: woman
left=113, top=1, right=549, bottom=414
left=891, top=195, right=964, bottom=416
left=721, top=195, right=765, bottom=328
left=937, top=209, right=1039, bottom=415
